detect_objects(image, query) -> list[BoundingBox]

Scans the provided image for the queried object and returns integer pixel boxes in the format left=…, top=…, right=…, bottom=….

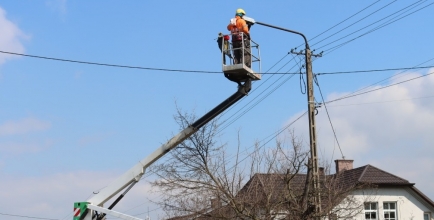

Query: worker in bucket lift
left=227, top=8, right=251, bottom=68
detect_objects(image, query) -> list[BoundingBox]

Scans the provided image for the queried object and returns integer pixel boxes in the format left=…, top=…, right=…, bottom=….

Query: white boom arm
left=88, top=126, right=194, bottom=206
left=78, top=82, right=252, bottom=220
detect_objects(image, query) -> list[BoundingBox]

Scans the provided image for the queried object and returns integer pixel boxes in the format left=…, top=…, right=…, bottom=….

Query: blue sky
left=1, top=1, right=434, bottom=219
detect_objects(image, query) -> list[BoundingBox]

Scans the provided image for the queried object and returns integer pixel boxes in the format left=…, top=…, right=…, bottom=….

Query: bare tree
left=150, top=109, right=372, bottom=220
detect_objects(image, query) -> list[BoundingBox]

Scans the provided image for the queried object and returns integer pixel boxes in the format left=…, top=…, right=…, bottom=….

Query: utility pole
left=291, top=47, right=322, bottom=218
left=252, top=19, right=323, bottom=219
left=305, top=48, right=321, bottom=218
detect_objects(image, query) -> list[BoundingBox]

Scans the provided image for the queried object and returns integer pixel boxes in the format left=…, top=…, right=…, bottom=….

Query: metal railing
left=221, top=32, right=261, bottom=74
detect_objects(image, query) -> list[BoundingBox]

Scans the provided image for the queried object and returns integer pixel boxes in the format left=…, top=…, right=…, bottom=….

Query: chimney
left=335, top=159, right=353, bottom=173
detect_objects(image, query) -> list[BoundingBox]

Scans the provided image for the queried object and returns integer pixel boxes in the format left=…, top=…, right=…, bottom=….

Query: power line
left=221, top=111, right=309, bottom=176
left=0, top=212, right=60, bottom=220
left=314, top=0, right=425, bottom=50
left=326, top=70, right=434, bottom=104
left=311, top=0, right=398, bottom=48
left=294, top=0, right=383, bottom=49
left=2, top=49, right=301, bottom=144
left=313, top=60, right=434, bottom=166
left=326, top=94, right=434, bottom=107
left=0, top=50, right=223, bottom=73
left=321, top=1, right=434, bottom=53
left=308, top=0, right=381, bottom=43
left=132, top=206, right=162, bottom=217
left=218, top=59, right=302, bottom=132
left=316, top=65, right=434, bottom=75
left=319, top=57, right=434, bottom=106
left=3, top=48, right=434, bottom=77
left=0, top=50, right=299, bottom=75
left=313, top=76, right=344, bottom=159
left=301, top=0, right=434, bottom=104
left=218, top=53, right=294, bottom=119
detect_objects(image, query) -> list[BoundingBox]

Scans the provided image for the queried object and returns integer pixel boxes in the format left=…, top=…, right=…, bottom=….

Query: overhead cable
left=309, top=0, right=382, bottom=44
left=311, top=0, right=398, bottom=48
left=0, top=212, right=60, bottom=220
left=294, top=0, right=382, bottom=49
left=314, top=0, right=424, bottom=50
left=0, top=50, right=223, bottom=73
left=320, top=57, right=434, bottom=105
left=326, top=95, right=434, bottom=107
left=326, top=71, right=434, bottom=104
left=0, top=50, right=301, bottom=75
left=313, top=76, right=345, bottom=159
left=4, top=49, right=433, bottom=77
left=218, top=53, right=294, bottom=118
left=226, top=111, right=309, bottom=173
left=316, top=65, right=434, bottom=75
left=321, top=1, right=434, bottom=53
left=217, top=60, right=301, bottom=133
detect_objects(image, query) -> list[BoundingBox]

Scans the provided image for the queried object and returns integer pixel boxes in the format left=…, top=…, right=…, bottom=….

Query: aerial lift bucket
left=220, top=32, right=261, bottom=84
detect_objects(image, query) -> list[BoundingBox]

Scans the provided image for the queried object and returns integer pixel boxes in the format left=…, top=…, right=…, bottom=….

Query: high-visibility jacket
left=227, top=16, right=249, bottom=41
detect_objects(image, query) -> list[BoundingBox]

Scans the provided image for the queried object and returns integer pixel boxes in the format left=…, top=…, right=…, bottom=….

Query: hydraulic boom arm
left=76, top=80, right=251, bottom=220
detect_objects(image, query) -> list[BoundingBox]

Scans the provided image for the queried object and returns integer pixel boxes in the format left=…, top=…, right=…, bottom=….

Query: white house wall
left=348, top=187, right=434, bottom=220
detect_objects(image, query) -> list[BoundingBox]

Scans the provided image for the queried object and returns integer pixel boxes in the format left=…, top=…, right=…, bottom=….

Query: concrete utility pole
left=254, top=20, right=322, bottom=219
left=305, top=48, right=321, bottom=218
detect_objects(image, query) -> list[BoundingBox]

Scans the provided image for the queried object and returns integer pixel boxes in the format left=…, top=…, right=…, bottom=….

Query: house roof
left=410, top=186, right=434, bottom=208
left=238, top=164, right=414, bottom=199
left=337, top=164, right=413, bottom=186
left=235, top=164, right=434, bottom=210
left=339, top=165, right=434, bottom=209
left=237, top=173, right=307, bottom=198
left=166, top=164, right=434, bottom=219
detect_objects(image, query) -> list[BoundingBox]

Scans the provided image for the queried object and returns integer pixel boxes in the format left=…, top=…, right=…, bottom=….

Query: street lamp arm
left=255, top=21, right=309, bottom=50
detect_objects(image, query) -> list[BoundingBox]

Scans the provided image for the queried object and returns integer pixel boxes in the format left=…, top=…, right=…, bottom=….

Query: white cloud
left=0, top=117, right=52, bottom=155
left=285, top=70, right=434, bottom=200
left=0, top=117, right=51, bottom=136
left=0, top=7, right=27, bottom=66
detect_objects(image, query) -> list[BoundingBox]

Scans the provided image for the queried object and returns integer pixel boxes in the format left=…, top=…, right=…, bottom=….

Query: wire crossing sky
left=1, top=50, right=433, bottom=75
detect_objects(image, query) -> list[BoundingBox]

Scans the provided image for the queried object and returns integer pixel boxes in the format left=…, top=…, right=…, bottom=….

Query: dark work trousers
left=232, top=39, right=251, bottom=68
